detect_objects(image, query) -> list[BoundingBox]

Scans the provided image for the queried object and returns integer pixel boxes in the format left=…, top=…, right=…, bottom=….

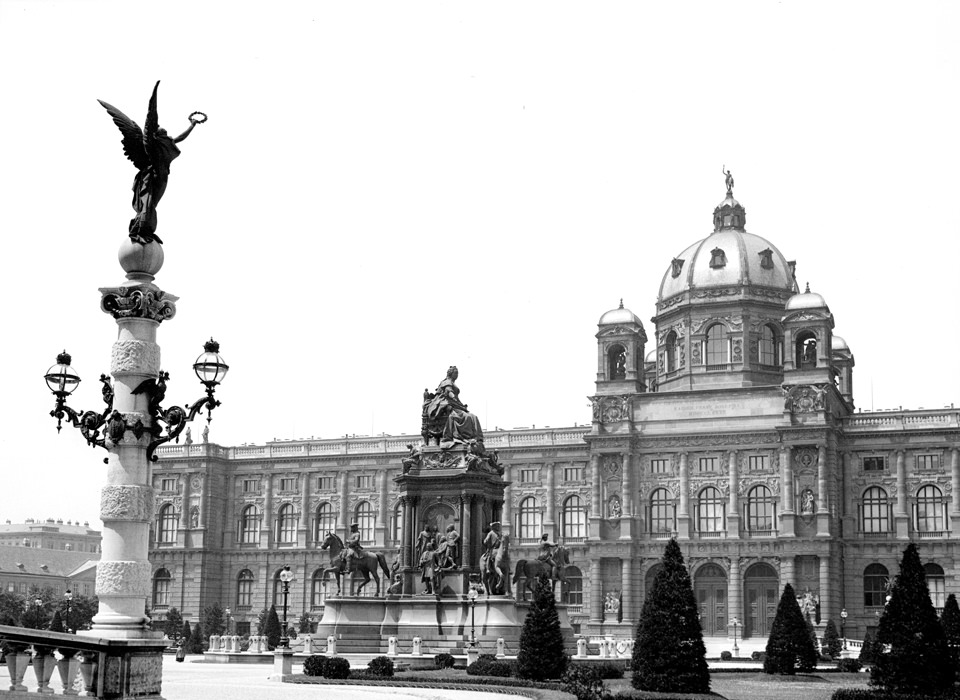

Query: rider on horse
left=341, top=522, right=364, bottom=574
left=537, top=532, right=560, bottom=579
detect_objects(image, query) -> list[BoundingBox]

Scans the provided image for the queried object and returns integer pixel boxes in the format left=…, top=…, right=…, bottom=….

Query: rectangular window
left=242, top=479, right=259, bottom=493
left=863, top=456, right=885, bottom=472
left=916, top=454, right=940, bottom=470
left=237, top=578, right=253, bottom=607
left=650, top=459, right=669, bottom=474
left=519, top=468, right=538, bottom=483
left=161, top=478, right=176, bottom=493
left=317, top=476, right=334, bottom=492
left=698, top=457, right=717, bottom=473
left=355, top=474, right=372, bottom=489
left=563, top=466, right=584, bottom=482
left=748, top=455, right=767, bottom=471
left=279, top=477, right=297, bottom=492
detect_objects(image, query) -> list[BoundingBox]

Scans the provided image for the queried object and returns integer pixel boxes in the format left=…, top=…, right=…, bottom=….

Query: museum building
left=150, top=187, right=960, bottom=645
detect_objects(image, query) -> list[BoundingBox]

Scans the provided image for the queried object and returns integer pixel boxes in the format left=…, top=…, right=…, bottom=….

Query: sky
left=1, top=1, right=958, bottom=529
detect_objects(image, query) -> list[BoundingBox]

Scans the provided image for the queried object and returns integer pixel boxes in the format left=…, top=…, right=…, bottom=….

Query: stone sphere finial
left=118, top=238, right=164, bottom=280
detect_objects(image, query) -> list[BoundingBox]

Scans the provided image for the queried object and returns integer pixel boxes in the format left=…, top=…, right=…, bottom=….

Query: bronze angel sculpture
left=98, top=81, right=205, bottom=244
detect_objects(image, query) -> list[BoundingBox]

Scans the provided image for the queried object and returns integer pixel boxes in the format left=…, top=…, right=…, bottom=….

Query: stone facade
left=151, top=189, right=960, bottom=645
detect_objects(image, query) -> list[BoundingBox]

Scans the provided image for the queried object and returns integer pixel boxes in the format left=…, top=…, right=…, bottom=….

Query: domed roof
left=833, top=335, right=848, bottom=350
left=599, top=300, right=642, bottom=326
left=645, top=349, right=657, bottom=363
left=785, top=283, right=828, bottom=311
left=658, top=227, right=797, bottom=301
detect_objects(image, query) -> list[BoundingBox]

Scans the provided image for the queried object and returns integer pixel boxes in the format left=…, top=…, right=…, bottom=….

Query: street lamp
left=468, top=585, right=479, bottom=647
left=840, top=608, right=848, bottom=650
left=279, top=566, right=295, bottom=649
left=224, top=607, right=231, bottom=636
left=64, top=589, right=73, bottom=634
left=730, top=617, right=741, bottom=658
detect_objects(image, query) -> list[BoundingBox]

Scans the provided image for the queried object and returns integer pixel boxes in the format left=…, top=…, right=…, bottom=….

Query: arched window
left=311, top=568, right=327, bottom=608
left=561, top=496, right=586, bottom=539
left=608, top=344, right=627, bottom=380
left=276, top=504, right=298, bottom=544
left=562, top=566, right=583, bottom=605
left=746, top=485, right=776, bottom=533
left=518, top=497, right=541, bottom=540
left=665, top=332, right=678, bottom=374
left=925, top=563, right=946, bottom=610
left=237, top=569, right=254, bottom=609
left=152, top=568, right=171, bottom=608
left=796, top=331, right=817, bottom=368
left=239, top=505, right=261, bottom=544
left=861, top=487, right=890, bottom=533
left=705, top=325, right=729, bottom=367
left=355, top=501, right=375, bottom=543
left=158, top=504, right=177, bottom=544
left=915, top=485, right=945, bottom=533
left=314, top=503, right=336, bottom=541
left=649, top=488, right=675, bottom=535
left=759, top=324, right=781, bottom=367
left=696, top=487, right=724, bottom=533
left=863, top=563, right=889, bottom=607
left=390, top=503, right=403, bottom=543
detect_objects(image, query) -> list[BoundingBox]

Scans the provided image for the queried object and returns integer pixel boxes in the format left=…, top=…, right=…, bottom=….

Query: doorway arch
left=693, top=563, right=727, bottom=636
left=744, top=562, right=779, bottom=638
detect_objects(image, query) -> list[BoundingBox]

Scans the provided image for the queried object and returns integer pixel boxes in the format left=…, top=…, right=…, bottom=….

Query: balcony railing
left=697, top=531, right=726, bottom=539
left=915, top=530, right=947, bottom=539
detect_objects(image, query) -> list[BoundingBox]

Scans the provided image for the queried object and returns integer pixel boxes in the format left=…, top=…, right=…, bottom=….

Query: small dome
left=833, top=335, right=849, bottom=351
left=785, top=283, right=828, bottom=311
left=599, top=300, right=642, bottom=326
left=645, top=349, right=657, bottom=363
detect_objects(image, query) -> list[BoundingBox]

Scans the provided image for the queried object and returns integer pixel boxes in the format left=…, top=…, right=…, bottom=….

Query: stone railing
left=0, top=625, right=167, bottom=698
left=155, top=426, right=590, bottom=462
left=844, top=409, right=960, bottom=432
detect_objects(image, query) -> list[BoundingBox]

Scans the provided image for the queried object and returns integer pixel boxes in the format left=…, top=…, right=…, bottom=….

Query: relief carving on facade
left=96, top=561, right=151, bottom=596
left=191, top=475, right=204, bottom=491
left=691, top=342, right=702, bottom=366
left=599, top=396, right=631, bottom=423
left=602, top=455, right=622, bottom=477
left=749, top=339, right=759, bottom=360
left=783, top=385, right=827, bottom=414
left=101, top=485, right=154, bottom=522
left=110, top=340, right=161, bottom=375
left=732, top=338, right=743, bottom=363
left=794, top=447, right=818, bottom=474
left=679, top=342, right=686, bottom=368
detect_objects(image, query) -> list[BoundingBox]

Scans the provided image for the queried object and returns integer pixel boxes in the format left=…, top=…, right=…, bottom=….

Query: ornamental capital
left=100, top=283, right=178, bottom=323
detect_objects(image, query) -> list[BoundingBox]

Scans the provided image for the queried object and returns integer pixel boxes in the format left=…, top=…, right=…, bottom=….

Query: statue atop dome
left=723, top=165, right=734, bottom=194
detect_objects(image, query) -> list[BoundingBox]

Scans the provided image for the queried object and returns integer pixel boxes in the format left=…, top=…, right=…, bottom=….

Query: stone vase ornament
left=32, top=650, right=57, bottom=694
left=56, top=653, right=81, bottom=697
left=78, top=653, right=98, bottom=696
left=5, top=650, right=30, bottom=691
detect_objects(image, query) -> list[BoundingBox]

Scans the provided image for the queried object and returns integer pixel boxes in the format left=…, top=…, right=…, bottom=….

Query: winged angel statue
left=98, top=81, right=206, bottom=244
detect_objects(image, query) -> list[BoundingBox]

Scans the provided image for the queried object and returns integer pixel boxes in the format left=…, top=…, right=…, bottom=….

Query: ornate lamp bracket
left=143, top=377, right=221, bottom=462
left=49, top=374, right=114, bottom=451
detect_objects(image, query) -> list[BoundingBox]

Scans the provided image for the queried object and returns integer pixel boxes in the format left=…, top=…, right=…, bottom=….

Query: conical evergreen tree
left=821, top=619, right=841, bottom=660
left=181, top=620, right=192, bottom=649
left=763, top=583, right=816, bottom=675
left=48, top=610, right=65, bottom=633
left=870, top=543, right=952, bottom=695
left=517, top=575, right=568, bottom=680
left=631, top=539, right=709, bottom=693
left=188, top=619, right=205, bottom=653
left=940, top=592, right=960, bottom=673
left=264, top=605, right=282, bottom=650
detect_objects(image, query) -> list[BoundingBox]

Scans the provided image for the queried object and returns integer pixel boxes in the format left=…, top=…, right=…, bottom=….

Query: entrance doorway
left=694, top=563, right=727, bottom=636
left=744, top=563, right=779, bottom=638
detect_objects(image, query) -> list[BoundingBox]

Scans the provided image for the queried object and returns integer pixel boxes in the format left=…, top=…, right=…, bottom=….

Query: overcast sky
left=1, top=1, right=958, bottom=529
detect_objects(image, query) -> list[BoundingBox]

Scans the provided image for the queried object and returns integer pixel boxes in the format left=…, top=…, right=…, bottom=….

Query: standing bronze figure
left=99, top=81, right=206, bottom=244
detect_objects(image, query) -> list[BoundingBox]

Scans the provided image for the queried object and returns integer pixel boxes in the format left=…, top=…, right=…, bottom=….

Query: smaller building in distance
left=0, top=518, right=102, bottom=554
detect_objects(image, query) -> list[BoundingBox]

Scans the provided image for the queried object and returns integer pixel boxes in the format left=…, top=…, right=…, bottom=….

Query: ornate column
left=178, top=472, right=191, bottom=546
left=502, top=464, right=513, bottom=538
left=728, top=557, right=741, bottom=640
left=895, top=450, right=909, bottom=539
left=262, top=475, right=273, bottom=547
left=339, top=470, right=350, bottom=536
left=93, top=243, right=176, bottom=637
left=819, top=554, right=832, bottom=626
left=621, top=556, right=635, bottom=626
left=589, top=454, right=602, bottom=539
left=376, top=469, right=388, bottom=545
left=399, top=496, right=411, bottom=568
left=300, top=471, right=311, bottom=546
left=841, top=452, right=857, bottom=536
left=727, top=450, right=739, bottom=537
left=951, top=449, right=960, bottom=534
left=780, top=445, right=795, bottom=537
left=816, top=444, right=830, bottom=536
left=545, top=462, right=557, bottom=539
left=589, top=562, right=603, bottom=625
left=780, top=554, right=795, bottom=590
left=461, top=495, right=473, bottom=569
left=677, top=452, right=690, bottom=539
left=620, top=453, right=635, bottom=540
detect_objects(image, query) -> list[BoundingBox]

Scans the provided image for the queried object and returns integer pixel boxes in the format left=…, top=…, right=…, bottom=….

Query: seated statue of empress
left=423, top=366, right=484, bottom=449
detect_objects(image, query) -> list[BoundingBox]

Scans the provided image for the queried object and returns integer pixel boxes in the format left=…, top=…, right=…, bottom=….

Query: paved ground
left=0, top=656, right=528, bottom=700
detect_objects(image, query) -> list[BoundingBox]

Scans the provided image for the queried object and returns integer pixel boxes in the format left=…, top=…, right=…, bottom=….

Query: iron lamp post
left=468, top=585, right=479, bottom=647
left=279, top=566, right=294, bottom=649
left=64, top=589, right=73, bottom=634
left=224, top=607, right=231, bottom=636
left=840, top=608, right=847, bottom=650
left=730, top=617, right=740, bottom=657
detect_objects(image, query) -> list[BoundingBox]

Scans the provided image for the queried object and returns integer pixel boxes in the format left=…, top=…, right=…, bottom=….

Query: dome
left=599, top=300, right=642, bottom=326
left=659, top=228, right=797, bottom=301
left=833, top=335, right=848, bottom=351
left=785, top=283, right=828, bottom=311
left=645, top=349, right=657, bottom=363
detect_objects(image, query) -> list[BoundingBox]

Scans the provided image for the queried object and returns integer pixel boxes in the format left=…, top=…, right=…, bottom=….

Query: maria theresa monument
left=150, top=176, right=960, bottom=650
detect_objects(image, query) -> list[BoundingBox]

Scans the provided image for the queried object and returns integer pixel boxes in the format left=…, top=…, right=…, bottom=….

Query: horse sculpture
left=512, top=545, right=569, bottom=601
left=479, top=535, right=510, bottom=596
left=319, top=531, right=391, bottom=597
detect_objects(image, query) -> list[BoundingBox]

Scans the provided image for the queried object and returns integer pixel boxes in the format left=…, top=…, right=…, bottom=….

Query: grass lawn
left=606, top=672, right=870, bottom=700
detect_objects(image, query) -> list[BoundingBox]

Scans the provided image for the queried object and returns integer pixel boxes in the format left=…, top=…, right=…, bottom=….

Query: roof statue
left=98, top=81, right=207, bottom=245
left=723, top=165, right=734, bottom=194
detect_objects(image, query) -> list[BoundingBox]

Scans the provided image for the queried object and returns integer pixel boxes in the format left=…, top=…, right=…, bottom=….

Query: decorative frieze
left=96, top=561, right=151, bottom=596
left=100, top=485, right=154, bottom=522
left=110, top=340, right=161, bottom=375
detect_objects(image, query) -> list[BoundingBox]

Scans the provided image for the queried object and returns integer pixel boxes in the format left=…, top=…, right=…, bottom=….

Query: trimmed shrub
left=591, top=662, right=625, bottom=680
left=836, top=658, right=863, bottom=673
left=263, top=606, right=281, bottom=651
left=632, top=539, right=709, bottom=693
left=367, top=656, right=394, bottom=677
left=517, top=575, right=568, bottom=680
left=303, top=655, right=328, bottom=677
left=720, top=650, right=732, bottom=661
left=764, top=583, right=817, bottom=675
left=467, top=658, right=513, bottom=677
left=822, top=619, right=842, bottom=659
left=322, top=656, right=351, bottom=679
left=434, top=653, right=455, bottom=669
left=561, top=665, right=604, bottom=700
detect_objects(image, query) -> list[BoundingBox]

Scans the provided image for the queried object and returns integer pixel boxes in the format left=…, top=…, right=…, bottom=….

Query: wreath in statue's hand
left=189, top=111, right=208, bottom=124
